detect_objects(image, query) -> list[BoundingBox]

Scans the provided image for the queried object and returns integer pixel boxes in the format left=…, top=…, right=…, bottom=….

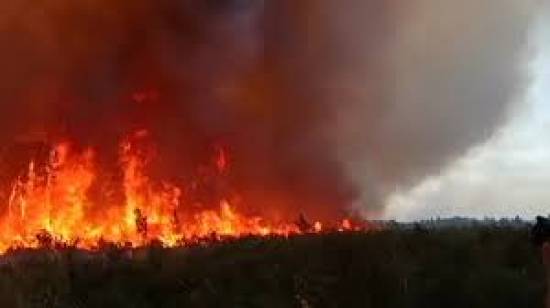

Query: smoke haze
left=0, top=0, right=537, bottom=219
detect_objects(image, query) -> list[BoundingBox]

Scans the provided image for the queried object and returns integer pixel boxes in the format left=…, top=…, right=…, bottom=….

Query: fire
left=0, top=130, right=363, bottom=253
left=313, top=221, right=323, bottom=233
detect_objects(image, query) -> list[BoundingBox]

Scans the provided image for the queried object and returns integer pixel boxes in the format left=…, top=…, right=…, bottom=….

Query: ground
left=0, top=227, right=544, bottom=308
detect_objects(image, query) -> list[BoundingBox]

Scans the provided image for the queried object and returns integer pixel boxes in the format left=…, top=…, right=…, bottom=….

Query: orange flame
left=0, top=130, right=369, bottom=253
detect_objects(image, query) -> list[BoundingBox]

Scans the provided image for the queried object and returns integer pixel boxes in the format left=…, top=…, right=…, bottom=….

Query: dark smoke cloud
left=327, top=0, right=535, bottom=216
left=0, top=0, right=536, bottom=219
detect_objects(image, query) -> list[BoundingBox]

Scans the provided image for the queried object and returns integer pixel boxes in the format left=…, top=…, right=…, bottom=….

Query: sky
left=385, top=9, right=550, bottom=220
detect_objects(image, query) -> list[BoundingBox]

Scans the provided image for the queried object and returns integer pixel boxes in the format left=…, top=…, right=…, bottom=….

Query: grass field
left=0, top=227, right=544, bottom=307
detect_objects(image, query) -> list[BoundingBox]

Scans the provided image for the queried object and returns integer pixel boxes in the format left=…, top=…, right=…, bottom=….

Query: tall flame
left=0, top=130, right=359, bottom=253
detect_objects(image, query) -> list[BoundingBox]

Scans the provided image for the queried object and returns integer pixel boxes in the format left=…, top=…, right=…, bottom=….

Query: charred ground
left=0, top=226, right=544, bottom=308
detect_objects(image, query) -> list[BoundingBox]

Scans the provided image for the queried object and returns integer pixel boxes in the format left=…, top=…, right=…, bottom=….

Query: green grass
left=0, top=227, right=545, bottom=308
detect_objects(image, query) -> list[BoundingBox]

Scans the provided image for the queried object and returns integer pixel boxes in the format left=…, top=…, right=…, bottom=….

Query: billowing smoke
left=0, top=0, right=536, bottom=219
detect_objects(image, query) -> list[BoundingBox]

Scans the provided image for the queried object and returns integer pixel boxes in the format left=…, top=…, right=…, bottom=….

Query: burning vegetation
left=0, top=0, right=534, bottom=253
left=0, top=129, right=362, bottom=253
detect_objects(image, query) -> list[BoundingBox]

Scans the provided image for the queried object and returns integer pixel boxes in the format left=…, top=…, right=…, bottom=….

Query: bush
left=0, top=227, right=545, bottom=307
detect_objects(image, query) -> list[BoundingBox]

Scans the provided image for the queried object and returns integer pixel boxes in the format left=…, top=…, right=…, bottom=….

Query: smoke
left=0, top=0, right=536, bottom=219
left=261, top=0, right=536, bottom=217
